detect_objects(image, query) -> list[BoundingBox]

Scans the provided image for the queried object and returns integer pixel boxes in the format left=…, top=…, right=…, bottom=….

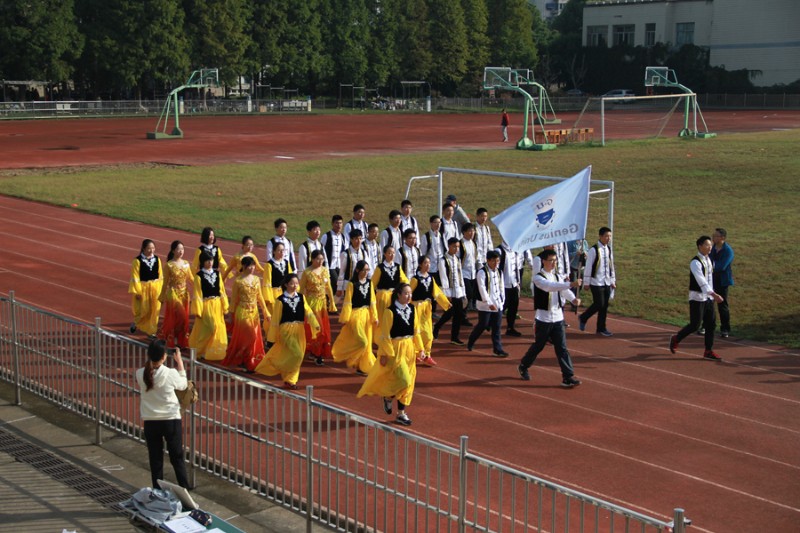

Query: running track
left=1, top=112, right=799, bottom=532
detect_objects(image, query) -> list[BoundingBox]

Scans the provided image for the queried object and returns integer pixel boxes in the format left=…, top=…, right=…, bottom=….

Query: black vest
left=278, top=293, right=306, bottom=324
left=342, top=247, right=365, bottom=282
left=199, top=245, right=220, bottom=269
left=375, top=262, right=403, bottom=291
left=388, top=305, right=415, bottom=338
left=197, top=270, right=222, bottom=299
left=323, top=231, right=344, bottom=267
left=137, top=255, right=160, bottom=282
left=269, top=259, right=289, bottom=288
left=351, top=279, right=372, bottom=308
left=270, top=237, right=295, bottom=270
left=533, top=272, right=562, bottom=310
left=411, top=274, right=434, bottom=302
left=689, top=256, right=709, bottom=292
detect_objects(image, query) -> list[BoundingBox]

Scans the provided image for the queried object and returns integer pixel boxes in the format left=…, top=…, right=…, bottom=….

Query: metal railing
left=0, top=291, right=689, bottom=532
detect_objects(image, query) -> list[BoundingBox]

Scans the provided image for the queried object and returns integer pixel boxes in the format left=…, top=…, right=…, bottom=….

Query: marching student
left=255, top=273, right=320, bottom=389
left=129, top=238, right=163, bottom=337
left=332, top=260, right=379, bottom=375
left=474, top=208, right=494, bottom=269
left=357, top=283, right=425, bottom=426
left=363, top=223, right=381, bottom=278
left=467, top=250, right=508, bottom=357
left=297, top=220, right=325, bottom=277
left=371, top=245, right=410, bottom=326
left=440, top=203, right=462, bottom=242
left=498, top=241, right=523, bottom=337
left=222, top=256, right=270, bottom=372
left=579, top=227, right=616, bottom=337
left=410, top=256, right=451, bottom=366
left=400, top=199, right=419, bottom=235
left=266, top=218, right=296, bottom=271
left=189, top=251, right=229, bottom=360
left=222, top=235, right=264, bottom=281
left=338, top=229, right=366, bottom=294
left=299, top=250, right=336, bottom=366
left=159, top=240, right=192, bottom=349
left=191, top=226, right=228, bottom=275
left=460, top=222, right=478, bottom=316
left=517, top=249, right=583, bottom=387
left=420, top=215, right=446, bottom=317
left=669, top=235, right=725, bottom=360
left=263, top=241, right=293, bottom=306
left=344, top=204, right=369, bottom=243
left=321, top=215, right=346, bottom=295
left=398, top=228, right=421, bottom=283
left=380, top=210, right=404, bottom=263
left=434, top=238, right=466, bottom=346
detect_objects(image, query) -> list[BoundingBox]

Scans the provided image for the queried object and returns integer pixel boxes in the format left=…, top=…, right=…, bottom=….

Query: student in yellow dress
left=357, top=283, right=424, bottom=426
left=262, top=241, right=293, bottom=305
left=129, top=238, right=163, bottom=337
left=222, top=235, right=264, bottom=280
left=191, top=226, right=228, bottom=274
left=409, top=256, right=451, bottom=367
left=371, top=245, right=409, bottom=328
left=299, top=250, right=336, bottom=366
left=255, top=273, right=320, bottom=389
left=159, top=240, right=192, bottom=349
left=189, top=251, right=229, bottom=360
left=222, top=256, right=270, bottom=372
left=332, top=260, right=379, bottom=375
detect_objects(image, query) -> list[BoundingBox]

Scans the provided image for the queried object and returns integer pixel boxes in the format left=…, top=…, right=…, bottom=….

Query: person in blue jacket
left=710, top=228, right=734, bottom=337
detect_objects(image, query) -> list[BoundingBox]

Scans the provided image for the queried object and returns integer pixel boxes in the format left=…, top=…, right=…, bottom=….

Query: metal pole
left=601, top=99, right=606, bottom=146
left=458, top=436, right=469, bottom=533
left=10, top=291, right=21, bottom=406
left=188, top=348, right=197, bottom=488
left=306, top=386, right=314, bottom=533
left=672, top=507, right=688, bottom=533
left=94, top=317, right=103, bottom=445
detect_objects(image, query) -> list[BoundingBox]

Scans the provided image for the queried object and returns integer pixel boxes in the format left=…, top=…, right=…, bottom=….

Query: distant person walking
left=501, top=109, right=510, bottom=142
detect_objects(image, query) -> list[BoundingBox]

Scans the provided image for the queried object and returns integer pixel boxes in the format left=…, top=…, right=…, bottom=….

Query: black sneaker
left=467, top=343, right=474, bottom=352
left=432, top=328, right=440, bottom=340
left=518, top=364, right=530, bottom=381
left=396, top=413, right=412, bottom=426
left=450, top=339, right=466, bottom=346
left=492, top=350, right=509, bottom=358
left=356, top=369, right=368, bottom=376
left=129, top=323, right=137, bottom=334
left=598, top=330, right=613, bottom=337
left=382, top=398, right=392, bottom=414
left=315, top=357, right=324, bottom=366
left=561, top=376, right=582, bottom=388
left=506, top=329, right=522, bottom=337
left=669, top=334, right=678, bottom=354
left=720, top=330, right=730, bottom=338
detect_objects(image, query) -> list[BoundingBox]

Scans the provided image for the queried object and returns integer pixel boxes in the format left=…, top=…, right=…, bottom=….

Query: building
left=530, top=0, right=569, bottom=21
left=582, top=0, right=800, bottom=86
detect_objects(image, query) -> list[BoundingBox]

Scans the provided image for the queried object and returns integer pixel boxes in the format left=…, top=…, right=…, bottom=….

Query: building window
left=645, top=23, right=656, bottom=47
left=587, top=25, right=608, bottom=47
left=612, top=24, right=635, bottom=46
left=675, top=22, right=694, bottom=46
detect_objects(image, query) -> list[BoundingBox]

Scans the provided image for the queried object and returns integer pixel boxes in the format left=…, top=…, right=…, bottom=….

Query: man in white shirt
left=518, top=249, right=583, bottom=387
left=344, top=204, right=369, bottom=243
left=321, top=215, right=346, bottom=295
left=400, top=199, right=419, bottom=235
left=420, top=215, right=446, bottom=317
left=434, top=238, right=466, bottom=345
left=399, top=228, right=421, bottom=280
left=380, top=210, right=404, bottom=263
left=669, top=235, right=724, bottom=360
left=499, top=241, right=523, bottom=337
left=297, top=220, right=325, bottom=276
left=440, top=203, right=462, bottom=242
left=338, top=229, right=365, bottom=293
left=579, top=227, right=616, bottom=337
left=467, top=250, right=508, bottom=357
left=460, top=223, right=478, bottom=317
left=363, top=223, right=381, bottom=279
left=474, top=208, right=493, bottom=268
left=266, top=218, right=296, bottom=271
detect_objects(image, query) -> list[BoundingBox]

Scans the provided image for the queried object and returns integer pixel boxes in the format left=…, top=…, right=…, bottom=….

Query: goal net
left=570, top=93, right=692, bottom=145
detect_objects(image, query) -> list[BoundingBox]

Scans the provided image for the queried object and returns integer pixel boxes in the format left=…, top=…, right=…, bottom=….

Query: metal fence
left=0, top=291, right=689, bottom=533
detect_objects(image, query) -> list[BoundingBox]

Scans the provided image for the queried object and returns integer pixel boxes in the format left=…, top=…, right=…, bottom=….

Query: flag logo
left=535, top=201, right=555, bottom=227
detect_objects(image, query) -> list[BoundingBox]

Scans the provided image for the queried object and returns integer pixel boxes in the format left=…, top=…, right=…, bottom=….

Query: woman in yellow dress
left=332, top=260, right=378, bottom=375
left=222, top=256, right=270, bottom=371
left=188, top=252, right=229, bottom=360
left=159, top=240, right=192, bottom=349
left=262, top=241, right=293, bottom=306
left=299, top=250, right=336, bottom=366
left=371, top=245, right=409, bottom=329
left=128, top=239, right=163, bottom=337
left=409, top=256, right=451, bottom=367
left=255, top=274, right=320, bottom=389
left=191, top=226, right=228, bottom=274
left=357, top=283, right=424, bottom=426
left=222, top=235, right=264, bottom=280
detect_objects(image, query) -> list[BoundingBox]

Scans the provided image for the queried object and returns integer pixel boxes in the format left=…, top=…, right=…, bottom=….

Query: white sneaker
left=396, top=413, right=412, bottom=426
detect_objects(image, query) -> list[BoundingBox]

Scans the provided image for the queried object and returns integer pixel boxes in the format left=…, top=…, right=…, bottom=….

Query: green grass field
left=2, top=130, right=798, bottom=347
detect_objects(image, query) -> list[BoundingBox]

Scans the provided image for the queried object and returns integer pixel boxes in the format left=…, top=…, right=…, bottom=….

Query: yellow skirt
left=254, top=321, right=307, bottom=385
left=131, top=280, right=162, bottom=336
left=357, top=337, right=417, bottom=406
left=414, top=300, right=435, bottom=357
left=188, top=298, right=228, bottom=360
left=332, top=306, right=375, bottom=373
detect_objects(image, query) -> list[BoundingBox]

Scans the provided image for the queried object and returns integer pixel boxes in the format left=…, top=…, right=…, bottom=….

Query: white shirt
left=136, top=365, right=187, bottom=420
left=460, top=238, right=477, bottom=280
left=363, top=239, right=380, bottom=278
left=500, top=246, right=519, bottom=289
left=400, top=215, right=419, bottom=234
left=441, top=218, right=461, bottom=241
left=476, top=267, right=505, bottom=312
left=689, top=253, right=715, bottom=302
left=439, top=253, right=466, bottom=298
left=532, top=269, right=575, bottom=323
left=420, top=231, right=445, bottom=273
left=584, top=241, right=615, bottom=287
left=297, top=238, right=324, bottom=275
left=400, top=244, right=420, bottom=278
left=475, top=223, right=494, bottom=265
left=344, top=219, right=369, bottom=243
left=380, top=227, right=403, bottom=263
left=339, top=246, right=366, bottom=290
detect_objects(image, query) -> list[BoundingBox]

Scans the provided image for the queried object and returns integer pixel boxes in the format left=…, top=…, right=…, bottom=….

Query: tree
left=322, top=0, right=371, bottom=93
left=0, top=0, right=83, bottom=95
left=547, top=0, right=586, bottom=90
left=395, top=0, right=433, bottom=83
left=427, top=0, right=469, bottom=94
left=487, top=0, right=538, bottom=71
left=459, top=0, right=491, bottom=95
left=365, top=0, right=401, bottom=90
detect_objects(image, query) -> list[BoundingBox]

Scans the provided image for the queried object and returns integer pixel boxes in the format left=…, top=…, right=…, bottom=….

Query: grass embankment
left=2, top=130, right=798, bottom=347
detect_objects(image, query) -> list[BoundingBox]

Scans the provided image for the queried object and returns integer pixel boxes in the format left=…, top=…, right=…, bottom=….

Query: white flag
left=492, top=166, right=592, bottom=253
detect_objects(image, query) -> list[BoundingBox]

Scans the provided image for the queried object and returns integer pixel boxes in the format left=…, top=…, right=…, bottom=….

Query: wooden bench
left=534, top=128, right=594, bottom=145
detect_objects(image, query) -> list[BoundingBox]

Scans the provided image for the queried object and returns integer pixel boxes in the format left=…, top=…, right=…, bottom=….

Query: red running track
left=1, top=194, right=798, bottom=533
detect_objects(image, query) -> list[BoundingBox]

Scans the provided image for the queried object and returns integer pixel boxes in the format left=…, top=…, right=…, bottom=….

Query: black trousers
left=144, top=418, right=189, bottom=489
left=676, top=299, right=716, bottom=350
left=434, top=296, right=464, bottom=341
left=328, top=268, right=340, bottom=295
left=580, top=285, right=611, bottom=332
left=430, top=272, right=442, bottom=314
left=520, top=320, right=575, bottom=379
left=468, top=310, right=503, bottom=352
left=504, top=287, right=519, bottom=329
left=713, top=276, right=730, bottom=332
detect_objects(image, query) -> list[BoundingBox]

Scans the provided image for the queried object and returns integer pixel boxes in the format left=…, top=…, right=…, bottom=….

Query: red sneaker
left=703, top=350, right=722, bottom=361
left=422, top=356, right=438, bottom=367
